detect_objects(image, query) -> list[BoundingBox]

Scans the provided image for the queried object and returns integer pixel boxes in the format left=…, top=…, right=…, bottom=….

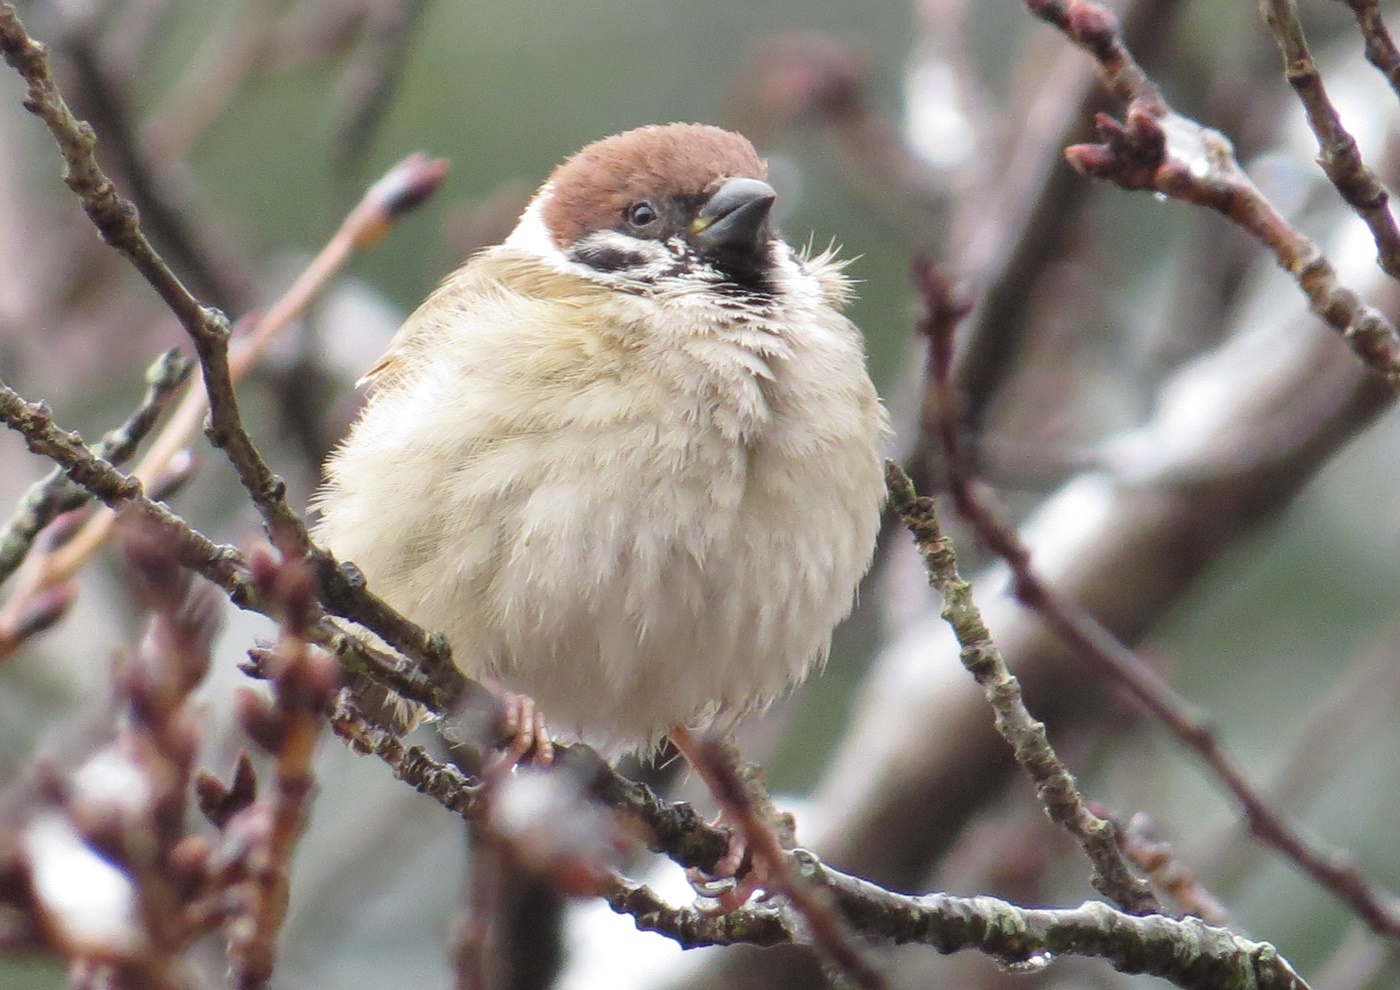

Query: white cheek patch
left=504, top=187, right=566, bottom=261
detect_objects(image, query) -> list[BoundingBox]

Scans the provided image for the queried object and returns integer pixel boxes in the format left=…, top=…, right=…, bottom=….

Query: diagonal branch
left=0, top=348, right=190, bottom=589
left=886, top=459, right=1159, bottom=917
left=1334, top=0, right=1400, bottom=101
left=1263, top=0, right=1400, bottom=281
left=0, top=3, right=289, bottom=541
left=1023, top=0, right=1400, bottom=391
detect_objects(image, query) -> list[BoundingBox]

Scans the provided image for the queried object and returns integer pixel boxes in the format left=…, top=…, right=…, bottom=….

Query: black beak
left=691, top=178, right=776, bottom=256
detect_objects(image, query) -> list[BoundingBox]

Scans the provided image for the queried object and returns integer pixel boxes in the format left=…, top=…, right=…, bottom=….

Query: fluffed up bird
left=313, top=122, right=888, bottom=782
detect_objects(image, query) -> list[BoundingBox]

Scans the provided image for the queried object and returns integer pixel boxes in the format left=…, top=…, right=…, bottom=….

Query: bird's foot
left=492, top=692, right=554, bottom=768
left=668, top=727, right=770, bottom=912
left=686, top=825, right=763, bottom=913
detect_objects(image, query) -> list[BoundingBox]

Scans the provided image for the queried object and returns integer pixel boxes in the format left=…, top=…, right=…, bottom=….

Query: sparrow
left=313, top=123, right=889, bottom=768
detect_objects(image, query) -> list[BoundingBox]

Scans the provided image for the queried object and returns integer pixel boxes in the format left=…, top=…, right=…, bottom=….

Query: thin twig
left=329, top=0, right=434, bottom=193
left=1024, top=0, right=1400, bottom=391
left=686, top=736, right=886, bottom=990
left=913, top=254, right=1400, bottom=939
left=1334, top=0, right=1400, bottom=102
left=907, top=266, right=1158, bottom=917
left=1117, top=813, right=1233, bottom=928
left=885, top=459, right=1158, bottom=917
left=0, top=348, right=189, bottom=590
left=1262, top=0, right=1400, bottom=281
left=226, top=549, right=337, bottom=990
left=28, top=151, right=447, bottom=600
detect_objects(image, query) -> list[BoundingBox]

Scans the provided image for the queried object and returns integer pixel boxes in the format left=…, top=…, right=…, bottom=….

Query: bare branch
left=1335, top=0, right=1400, bottom=101
left=1023, top=0, right=1400, bottom=391
left=20, top=149, right=447, bottom=598
left=604, top=861, right=1312, bottom=990
left=913, top=252, right=1400, bottom=938
left=1117, top=813, right=1233, bottom=928
left=1262, top=0, right=1400, bottom=280
left=0, top=348, right=189, bottom=589
left=818, top=866, right=1311, bottom=990
left=1, top=2, right=448, bottom=622
left=886, top=457, right=1159, bottom=917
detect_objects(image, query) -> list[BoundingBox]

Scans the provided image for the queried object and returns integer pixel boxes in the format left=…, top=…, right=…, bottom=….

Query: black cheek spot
left=571, top=244, right=648, bottom=273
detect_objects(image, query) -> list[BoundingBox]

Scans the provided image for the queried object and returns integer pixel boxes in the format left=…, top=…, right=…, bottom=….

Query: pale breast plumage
left=313, top=124, right=888, bottom=754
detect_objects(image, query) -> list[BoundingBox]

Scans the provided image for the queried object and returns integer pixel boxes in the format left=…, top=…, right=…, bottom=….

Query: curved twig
left=1024, top=0, right=1400, bottom=391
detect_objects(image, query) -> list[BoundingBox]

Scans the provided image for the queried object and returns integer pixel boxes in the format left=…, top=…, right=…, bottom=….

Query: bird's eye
left=625, top=201, right=658, bottom=228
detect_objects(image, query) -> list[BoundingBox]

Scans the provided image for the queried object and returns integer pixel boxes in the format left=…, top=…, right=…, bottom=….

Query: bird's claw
left=686, top=829, right=762, bottom=913
left=494, top=692, right=554, bottom=768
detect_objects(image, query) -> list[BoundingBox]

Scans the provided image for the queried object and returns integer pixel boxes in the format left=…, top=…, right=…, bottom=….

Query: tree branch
left=605, top=860, right=1312, bottom=990
left=0, top=1, right=449, bottom=575
left=912, top=254, right=1400, bottom=939
left=1024, top=0, right=1400, bottom=391
left=1263, top=0, right=1400, bottom=281
left=0, top=348, right=189, bottom=589
left=886, top=457, right=1159, bottom=917
left=1335, top=0, right=1400, bottom=102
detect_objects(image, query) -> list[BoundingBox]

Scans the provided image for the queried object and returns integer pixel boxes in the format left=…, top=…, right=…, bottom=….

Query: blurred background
left=2, top=0, right=1399, bottom=988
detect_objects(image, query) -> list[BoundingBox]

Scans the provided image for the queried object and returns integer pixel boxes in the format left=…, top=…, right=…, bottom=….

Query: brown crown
left=539, top=124, right=768, bottom=248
